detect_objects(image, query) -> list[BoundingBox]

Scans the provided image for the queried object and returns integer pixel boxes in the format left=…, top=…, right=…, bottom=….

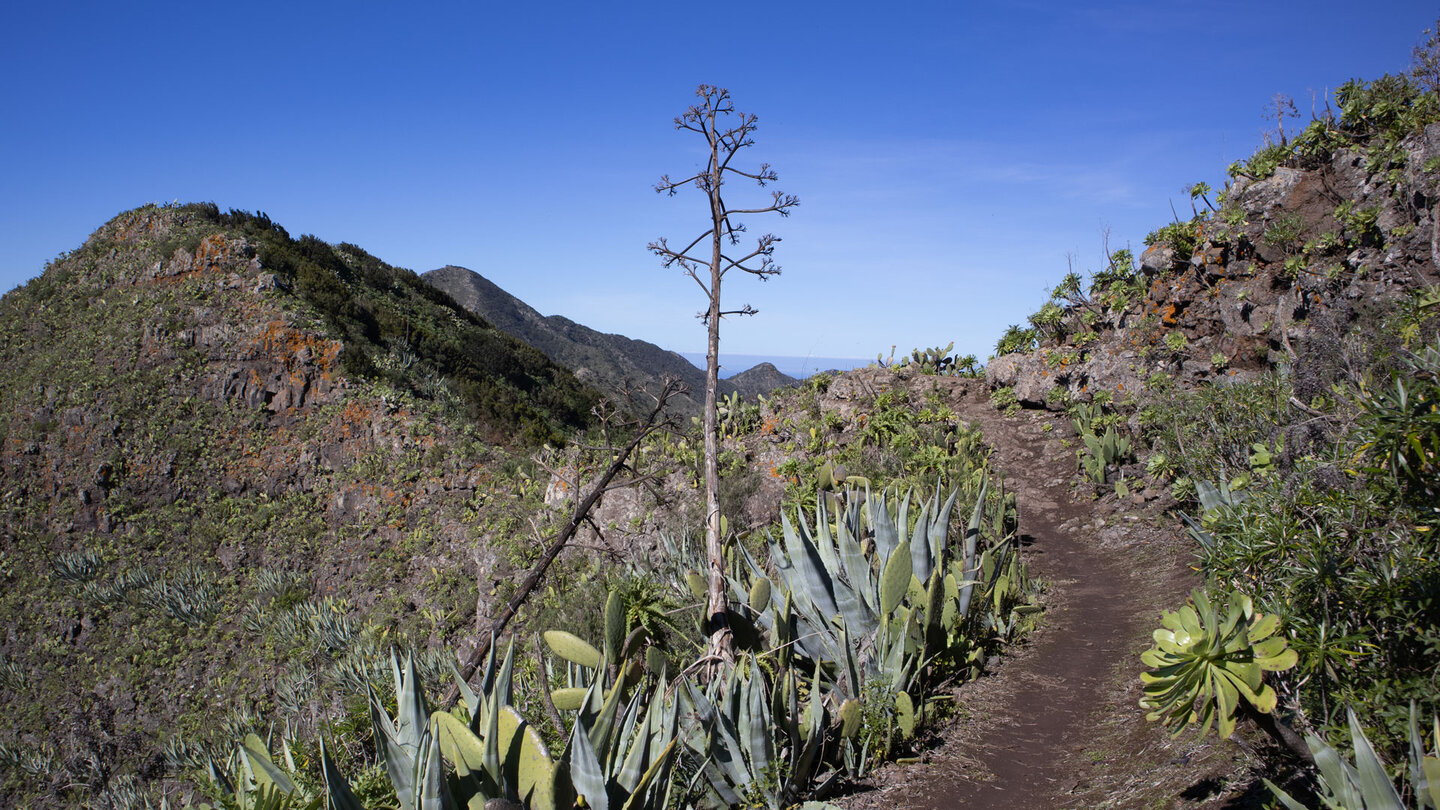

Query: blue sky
left=2, top=2, right=1435, bottom=365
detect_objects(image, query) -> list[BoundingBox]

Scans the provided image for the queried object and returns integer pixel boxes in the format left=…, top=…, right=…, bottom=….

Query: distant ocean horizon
left=677, top=353, right=873, bottom=380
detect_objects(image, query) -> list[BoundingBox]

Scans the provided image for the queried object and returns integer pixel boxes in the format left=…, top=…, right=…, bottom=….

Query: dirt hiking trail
left=834, top=381, right=1272, bottom=810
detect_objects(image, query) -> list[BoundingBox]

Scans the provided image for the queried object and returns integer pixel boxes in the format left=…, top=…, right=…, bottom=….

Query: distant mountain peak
left=422, top=266, right=796, bottom=411
left=727, top=362, right=797, bottom=395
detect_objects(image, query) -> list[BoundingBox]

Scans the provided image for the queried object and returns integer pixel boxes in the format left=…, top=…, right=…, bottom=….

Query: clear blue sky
left=2, top=1, right=1434, bottom=363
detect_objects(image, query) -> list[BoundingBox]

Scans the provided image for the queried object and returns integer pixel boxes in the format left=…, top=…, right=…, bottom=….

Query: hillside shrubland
left=3, top=33, right=1440, bottom=810
left=989, top=56, right=1440, bottom=805
left=0, top=202, right=1042, bottom=809
left=0, top=203, right=609, bottom=807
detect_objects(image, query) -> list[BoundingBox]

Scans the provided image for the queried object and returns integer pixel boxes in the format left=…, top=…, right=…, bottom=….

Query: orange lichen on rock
left=258, top=319, right=342, bottom=379
left=341, top=399, right=378, bottom=425
left=192, top=234, right=236, bottom=272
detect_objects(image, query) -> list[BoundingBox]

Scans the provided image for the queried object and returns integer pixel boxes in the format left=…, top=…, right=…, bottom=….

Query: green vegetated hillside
left=0, top=204, right=1037, bottom=809
left=988, top=63, right=1440, bottom=804
left=0, top=203, right=607, bottom=805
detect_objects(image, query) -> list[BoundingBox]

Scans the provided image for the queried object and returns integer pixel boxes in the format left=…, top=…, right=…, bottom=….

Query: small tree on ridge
left=649, top=84, right=798, bottom=671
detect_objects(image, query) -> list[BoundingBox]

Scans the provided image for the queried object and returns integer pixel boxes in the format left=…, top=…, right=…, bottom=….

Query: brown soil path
left=834, top=382, right=1263, bottom=809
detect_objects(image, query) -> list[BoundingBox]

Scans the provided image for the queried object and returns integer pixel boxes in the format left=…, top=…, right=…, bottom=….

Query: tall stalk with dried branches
left=649, top=84, right=798, bottom=672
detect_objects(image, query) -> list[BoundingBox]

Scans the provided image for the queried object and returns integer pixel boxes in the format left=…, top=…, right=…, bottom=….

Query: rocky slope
left=972, top=71, right=1440, bottom=808
left=989, top=96, right=1440, bottom=409
left=423, top=265, right=796, bottom=411
left=0, top=204, right=605, bottom=806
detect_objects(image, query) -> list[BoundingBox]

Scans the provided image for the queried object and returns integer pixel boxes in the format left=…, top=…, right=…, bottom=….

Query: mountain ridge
left=0, top=204, right=609, bottom=807
left=422, top=265, right=796, bottom=411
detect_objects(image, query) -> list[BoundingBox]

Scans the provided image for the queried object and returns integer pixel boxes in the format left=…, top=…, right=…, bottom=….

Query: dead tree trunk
left=648, top=85, right=798, bottom=676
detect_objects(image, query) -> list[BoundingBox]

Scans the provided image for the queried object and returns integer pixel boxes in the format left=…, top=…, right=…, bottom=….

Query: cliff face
left=0, top=205, right=596, bottom=805
left=422, top=265, right=796, bottom=411
left=989, top=107, right=1440, bottom=408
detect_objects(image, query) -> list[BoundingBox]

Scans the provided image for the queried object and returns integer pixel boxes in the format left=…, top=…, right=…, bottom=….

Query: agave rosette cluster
left=679, top=655, right=830, bottom=808
left=720, top=479, right=1036, bottom=776
left=729, top=477, right=1034, bottom=692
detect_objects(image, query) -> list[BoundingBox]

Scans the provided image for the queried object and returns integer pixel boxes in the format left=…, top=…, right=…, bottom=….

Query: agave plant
left=678, top=655, right=829, bottom=809
left=361, top=653, right=456, bottom=810
left=1078, top=424, right=1131, bottom=484
left=310, top=648, right=562, bottom=810
left=715, top=478, right=1036, bottom=782
left=50, top=549, right=104, bottom=584
left=1267, top=705, right=1440, bottom=810
left=202, top=731, right=323, bottom=810
left=284, top=635, right=681, bottom=810
left=731, top=483, right=963, bottom=692
left=730, top=478, right=1032, bottom=697
left=550, top=670, right=680, bottom=810
left=542, top=590, right=691, bottom=809
left=1140, top=589, right=1298, bottom=741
